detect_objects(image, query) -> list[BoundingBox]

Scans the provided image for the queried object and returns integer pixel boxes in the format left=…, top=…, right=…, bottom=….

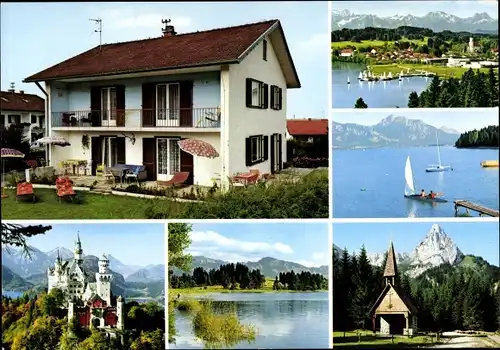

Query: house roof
left=0, top=90, right=44, bottom=112
left=341, top=49, right=353, bottom=53
left=369, top=283, right=418, bottom=316
left=287, top=118, right=328, bottom=136
left=383, top=241, right=398, bottom=278
left=23, top=20, right=301, bottom=88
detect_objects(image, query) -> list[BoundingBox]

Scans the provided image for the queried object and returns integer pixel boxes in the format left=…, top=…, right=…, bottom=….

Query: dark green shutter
left=116, top=137, right=126, bottom=164
left=270, top=86, right=276, bottom=110
left=245, top=137, right=252, bottom=166
left=263, top=84, right=269, bottom=109
left=263, top=135, right=269, bottom=161
left=278, top=88, right=283, bottom=110
left=245, top=78, right=253, bottom=107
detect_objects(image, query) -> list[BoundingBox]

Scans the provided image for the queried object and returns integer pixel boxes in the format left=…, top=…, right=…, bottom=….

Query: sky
left=26, top=223, right=165, bottom=266
left=332, top=108, right=499, bottom=133
left=333, top=0, right=498, bottom=19
left=186, top=222, right=330, bottom=268
left=333, top=221, right=499, bottom=266
left=0, top=2, right=328, bottom=118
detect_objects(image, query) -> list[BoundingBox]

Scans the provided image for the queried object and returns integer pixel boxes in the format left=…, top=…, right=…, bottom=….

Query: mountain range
left=332, top=115, right=460, bottom=149
left=1, top=246, right=165, bottom=297
left=333, top=224, right=498, bottom=278
left=172, top=256, right=329, bottom=278
left=332, top=10, right=498, bottom=33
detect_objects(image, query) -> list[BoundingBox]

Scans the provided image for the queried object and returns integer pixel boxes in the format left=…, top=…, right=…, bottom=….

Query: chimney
left=161, top=18, right=176, bottom=37
left=20, top=90, right=24, bottom=94
left=8, top=82, right=15, bottom=93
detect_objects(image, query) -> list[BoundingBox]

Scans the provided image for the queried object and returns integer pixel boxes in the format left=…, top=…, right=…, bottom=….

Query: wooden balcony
left=51, top=108, right=221, bottom=129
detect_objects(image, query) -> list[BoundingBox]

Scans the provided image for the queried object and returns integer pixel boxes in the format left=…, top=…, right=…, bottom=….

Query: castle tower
left=74, top=233, right=83, bottom=263
left=96, top=254, right=112, bottom=306
left=383, top=240, right=398, bottom=286
left=68, top=298, right=75, bottom=323
left=116, top=295, right=125, bottom=330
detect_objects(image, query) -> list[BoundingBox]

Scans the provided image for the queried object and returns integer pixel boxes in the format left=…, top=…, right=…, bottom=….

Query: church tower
left=383, top=240, right=398, bottom=286
left=96, top=254, right=112, bottom=306
left=469, top=37, right=474, bottom=53
left=74, top=233, right=83, bottom=263
left=116, top=296, right=125, bottom=330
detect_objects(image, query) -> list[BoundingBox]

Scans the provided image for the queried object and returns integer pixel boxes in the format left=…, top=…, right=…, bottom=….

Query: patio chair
left=248, top=169, right=261, bottom=184
left=124, top=165, right=147, bottom=184
left=162, top=172, right=190, bottom=186
left=57, top=180, right=77, bottom=203
left=16, top=182, right=35, bottom=202
left=96, top=164, right=104, bottom=177
left=103, top=166, right=115, bottom=184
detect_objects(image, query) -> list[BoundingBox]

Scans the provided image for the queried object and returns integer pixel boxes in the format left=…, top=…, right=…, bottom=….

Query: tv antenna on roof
left=89, top=18, right=102, bottom=51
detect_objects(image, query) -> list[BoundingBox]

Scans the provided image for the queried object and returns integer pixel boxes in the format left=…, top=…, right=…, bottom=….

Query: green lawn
left=169, top=278, right=327, bottom=296
left=369, top=63, right=494, bottom=78
left=331, top=37, right=428, bottom=50
left=333, top=330, right=439, bottom=348
left=1, top=188, right=184, bottom=219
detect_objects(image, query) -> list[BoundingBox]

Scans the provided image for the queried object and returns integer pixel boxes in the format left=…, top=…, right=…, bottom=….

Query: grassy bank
left=331, top=37, right=427, bottom=50
left=171, top=297, right=256, bottom=348
left=333, top=330, right=440, bottom=348
left=368, top=63, right=494, bottom=78
left=169, top=278, right=328, bottom=295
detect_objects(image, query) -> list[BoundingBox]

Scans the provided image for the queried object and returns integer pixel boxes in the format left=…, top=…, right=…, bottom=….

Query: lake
left=333, top=147, right=499, bottom=218
left=2, top=291, right=23, bottom=298
left=170, top=292, right=329, bottom=349
left=332, top=63, right=431, bottom=108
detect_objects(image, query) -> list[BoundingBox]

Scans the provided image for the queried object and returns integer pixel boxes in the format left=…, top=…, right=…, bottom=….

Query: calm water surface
left=333, top=147, right=499, bottom=218
left=170, top=292, right=329, bottom=349
left=2, top=291, right=23, bottom=298
left=332, top=63, right=431, bottom=108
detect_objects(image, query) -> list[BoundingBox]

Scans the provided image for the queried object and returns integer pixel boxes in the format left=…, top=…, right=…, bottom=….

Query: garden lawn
left=369, top=63, right=494, bottom=78
left=1, top=188, right=184, bottom=219
left=331, top=37, right=428, bottom=50
left=333, top=331, right=438, bottom=348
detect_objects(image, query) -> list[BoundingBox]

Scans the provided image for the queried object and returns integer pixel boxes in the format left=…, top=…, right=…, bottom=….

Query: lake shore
left=169, top=287, right=328, bottom=295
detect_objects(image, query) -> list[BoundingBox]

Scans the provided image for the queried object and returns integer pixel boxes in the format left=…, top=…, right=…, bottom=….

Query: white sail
left=436, top=131, right=442, bottom=166
left=405, top=156, right=416, bottom=196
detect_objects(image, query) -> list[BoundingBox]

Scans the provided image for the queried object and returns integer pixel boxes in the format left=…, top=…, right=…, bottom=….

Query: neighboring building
left=491, top=48, right=499, bottom=56
left=446, top=57, right=470, bottom=67
left=340, top=49, right=353, bottom=57
left=468, top=37, right=481, bottom=53
left=0, top=86, right=46, bottom=143
left=23, top=19, right=301, bottom=186
left=286, top=118, right=328, bottom=143
left=47, top=234, right=125, bottom=330
left=369, top=241, right=418, bottom=336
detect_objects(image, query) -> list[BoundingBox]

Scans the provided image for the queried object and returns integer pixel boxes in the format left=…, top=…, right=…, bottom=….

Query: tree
left=354, top=98, right=368, bottom=108
left=407, top=91, right=419, bottom=107
left=167, top=223, right=193, bottom=272
left=78, top=329, right=110, bottom=350
left=1, top=223, right=52, bottom=257
left=1, top=124, right=31, bottom=172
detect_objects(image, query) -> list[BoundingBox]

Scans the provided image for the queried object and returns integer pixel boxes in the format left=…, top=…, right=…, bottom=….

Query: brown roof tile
left=24, top=20, right=280, bottom=82
left=383, top=241, right=398, bottom=278
left=287, top=119, right=328, bottom=136
left=0, top=91, right=45, bottom=112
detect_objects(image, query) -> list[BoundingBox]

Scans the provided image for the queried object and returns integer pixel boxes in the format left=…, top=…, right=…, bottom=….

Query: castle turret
left=116, top=296, right=125, bottom=330
left=74, top=233, right=83, bottom=262
left=96, top=254, right=112, bottom=306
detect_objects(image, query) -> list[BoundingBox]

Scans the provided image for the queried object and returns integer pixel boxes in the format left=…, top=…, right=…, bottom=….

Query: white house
left=23, top=19, right=301, bottom=186
left=0, top=87, right=46, bottom=143
left=340, top=49, right=354, bottom=57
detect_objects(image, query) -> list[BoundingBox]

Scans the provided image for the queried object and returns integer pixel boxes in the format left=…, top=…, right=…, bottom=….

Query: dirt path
left=432, top=332, right=494, bottom=348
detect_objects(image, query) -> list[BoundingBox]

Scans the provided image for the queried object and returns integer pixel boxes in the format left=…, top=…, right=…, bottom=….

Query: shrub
left=291, top=156, right=328, bottom=168
left=146, top=169, right=328, bottom=219
left=4, top=172, right=23, bottom=187
left=30, top=173, right=57, bottom=185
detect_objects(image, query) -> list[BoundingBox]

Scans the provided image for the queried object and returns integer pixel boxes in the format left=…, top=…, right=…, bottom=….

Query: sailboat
left=347, top=76, right=350, bottom=85
left=425, top=132, right=451, bottom=172
left=404, top=156, right=448, bottom=203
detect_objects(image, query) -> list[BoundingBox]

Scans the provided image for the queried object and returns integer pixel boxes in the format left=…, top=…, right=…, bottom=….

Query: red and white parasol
left=177, top=139, right=219, bottom=158
left=35, top=136, right=71, bottom=147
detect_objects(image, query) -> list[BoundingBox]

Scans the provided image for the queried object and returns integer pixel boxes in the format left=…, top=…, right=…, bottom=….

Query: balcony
left=51, top=108, right=221, bottom=129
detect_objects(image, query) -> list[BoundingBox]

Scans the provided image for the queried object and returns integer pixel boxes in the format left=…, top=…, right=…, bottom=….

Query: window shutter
left=245, top=137, right=252, bottom=166
left=245, top=78, right=253, bottom=107
left=278, top=134, right=283, bottom=169
left=278, top=88, right=283, bottom=110
left=263, top=84, right=269, bottom=109
left=270, top=86, right=275, bottom=110
left=263, top=135, right=269, bottom=161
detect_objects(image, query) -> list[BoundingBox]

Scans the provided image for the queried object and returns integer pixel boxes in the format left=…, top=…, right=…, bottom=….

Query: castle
left=47, top=234, right=124, bottom=330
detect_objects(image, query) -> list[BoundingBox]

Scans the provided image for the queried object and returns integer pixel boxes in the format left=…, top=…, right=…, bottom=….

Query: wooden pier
left=454, top=200, right=499, bottom=217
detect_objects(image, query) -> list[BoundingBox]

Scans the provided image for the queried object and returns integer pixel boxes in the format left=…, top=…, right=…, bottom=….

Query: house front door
left=156, top=138, right=180, bottom=181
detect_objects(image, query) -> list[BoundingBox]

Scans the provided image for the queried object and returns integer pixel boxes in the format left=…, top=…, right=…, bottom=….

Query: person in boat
left=428, top=190, right=436, bottom=199
left=420, top=189, right=426, bottom=197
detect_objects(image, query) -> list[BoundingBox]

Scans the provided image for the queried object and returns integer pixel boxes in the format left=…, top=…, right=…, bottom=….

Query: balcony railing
left=51, top=108, right=221, bottom=128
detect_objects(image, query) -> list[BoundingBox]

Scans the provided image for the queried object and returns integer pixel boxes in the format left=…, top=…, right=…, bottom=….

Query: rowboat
left=404, top=155, right=448, bottom=203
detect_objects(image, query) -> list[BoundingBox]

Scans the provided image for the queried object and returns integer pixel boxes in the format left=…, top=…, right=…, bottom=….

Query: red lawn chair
left=162, top=172, right=190, bottom=186
left=16, top=182, right=35, bottom=202
left=56, top=177, right=77, bottom=203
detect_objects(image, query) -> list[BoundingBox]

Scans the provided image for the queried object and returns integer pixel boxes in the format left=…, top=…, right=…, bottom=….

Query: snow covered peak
left=410, top=224, right=464, bottom=270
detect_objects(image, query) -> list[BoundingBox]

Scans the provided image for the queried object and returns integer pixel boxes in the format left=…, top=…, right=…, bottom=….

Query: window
left=101, top=87, right=117, bottom=124
left=263, top=39, right=267, bottom=61
left=156, top=83, right=180, bottom=126
left=1, top=115, right=4, bottom=127
left=39, top=115, right=45, bottom=128
left=245, top=78, right=268, bottom=109
left=270, top=85, right=283, bottom=110
left=8, top=115, right=21, bottom=124
left=31, top=115, right=37, bottom=124
left=245, top=135, right=269, bottom=166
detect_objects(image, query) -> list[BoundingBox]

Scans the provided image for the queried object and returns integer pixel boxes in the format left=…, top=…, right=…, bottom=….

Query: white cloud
left=296, top=251, right=329, bottom=268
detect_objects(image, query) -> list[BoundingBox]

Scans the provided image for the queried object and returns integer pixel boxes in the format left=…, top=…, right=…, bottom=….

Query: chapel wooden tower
left=369, top=241, right=418, bottom=335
